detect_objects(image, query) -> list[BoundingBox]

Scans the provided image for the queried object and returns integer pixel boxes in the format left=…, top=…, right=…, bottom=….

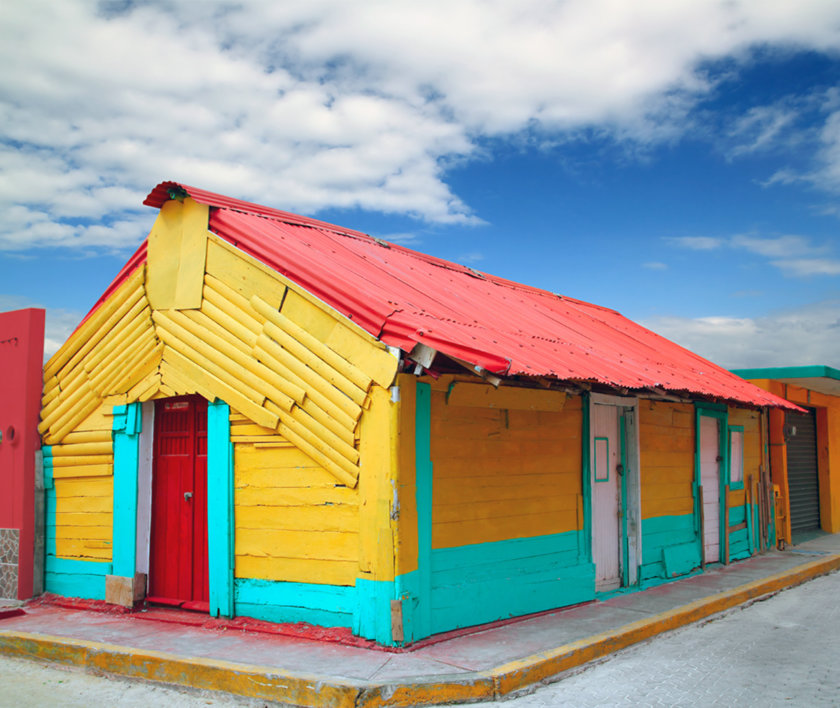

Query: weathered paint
left=207, top=400, right=234, bottom=617
left=234, top=577, right=355, bottom=628
left=430, top=531, right=594, bottom=634
left=640, top=514, right=700, bottom=580
left=421, top=379, right=588, bottom=637
left=429, top=384, right=582, bottom=548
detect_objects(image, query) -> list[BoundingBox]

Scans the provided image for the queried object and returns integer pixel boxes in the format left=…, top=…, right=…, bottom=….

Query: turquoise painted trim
left=727, top=425, right=745, bottom=490
left=207, top=400, right=234, bottom=618
left=594, top=437, right=610, bottom=482
left=234, top=578, right=355, bottom=628
left=112, top=402, right=142, bottom=578
left=415, top=382, right=433, bottom=641
left=731, top=365, right=840, bottom=382
left=429, top=530, right=595, bottom=635
left=640, top=514, right=701, bottom=581
left=581, top=392, right=592, bottom=563
left=42, top=446, right=111, bottom=600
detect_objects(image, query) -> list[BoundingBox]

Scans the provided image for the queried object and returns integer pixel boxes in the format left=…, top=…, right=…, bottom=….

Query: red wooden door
left=148, top=395, right=209, bottom=611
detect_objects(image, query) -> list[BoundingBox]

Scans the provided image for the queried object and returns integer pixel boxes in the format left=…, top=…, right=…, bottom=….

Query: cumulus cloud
left=642, top=299, right=840, bottom=369
left=2, top=0, right=840, bottom=251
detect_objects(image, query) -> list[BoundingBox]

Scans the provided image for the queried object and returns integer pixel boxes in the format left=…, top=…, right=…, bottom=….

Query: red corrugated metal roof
left=106, top=181, right=795, bottom=409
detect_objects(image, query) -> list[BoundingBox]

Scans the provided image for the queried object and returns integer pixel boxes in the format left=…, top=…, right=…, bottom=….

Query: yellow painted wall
left=639, top=400, right=695, bottom=519
left=231, top=411, right=360, bottom=586
left=41, top=199, right=402, bottom=583
left=51, top=403, right=115, bottom=562
left=428, top=379, right=581, bottom=549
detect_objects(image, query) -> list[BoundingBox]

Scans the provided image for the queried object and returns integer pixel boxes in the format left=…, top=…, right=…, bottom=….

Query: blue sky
left=1, top=1, right=839, bottom=367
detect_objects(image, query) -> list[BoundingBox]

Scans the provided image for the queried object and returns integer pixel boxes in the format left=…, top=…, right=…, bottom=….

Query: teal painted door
left=592, top=403, right=621, bottom=591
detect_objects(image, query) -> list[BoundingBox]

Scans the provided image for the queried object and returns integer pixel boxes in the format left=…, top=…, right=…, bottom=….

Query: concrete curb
left=2, top=554, right=839, bottom=707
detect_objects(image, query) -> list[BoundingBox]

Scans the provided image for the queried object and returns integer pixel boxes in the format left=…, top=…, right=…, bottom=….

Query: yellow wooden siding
left=232, top=412, right=359, bottom=586
left=639, top=400, right=695, bottom=519
left=40, top=267, right=159, bottom=445
left=429, top=383, right=581, bottom=549
left=53, top=473, right=113, bottom=562
left=40, top=200, right=403, bottom=575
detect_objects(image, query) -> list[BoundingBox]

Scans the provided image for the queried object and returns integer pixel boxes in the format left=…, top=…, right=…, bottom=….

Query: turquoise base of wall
left=234, top=578, right=356, bottom=629
left=728, top=503, right=759, bottom=561
left=43, top=446, right=111, bottom=600
left=640, top=514, right=701, bottom=581
left=430, top=530, right=594, bottom=635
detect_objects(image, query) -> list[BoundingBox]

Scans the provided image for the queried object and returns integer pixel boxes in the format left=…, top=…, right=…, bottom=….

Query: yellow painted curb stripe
left=0, top=631, right=362, bottom=708
left=483, top=553, right=840, bottom=697
left=2, top=554, right=838, bottom=707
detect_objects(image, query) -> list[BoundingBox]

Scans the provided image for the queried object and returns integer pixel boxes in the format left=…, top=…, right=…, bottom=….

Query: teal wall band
left=112, top=403, right=142, bottom=578
left=581, top=392, right=592, bottom=563
left=208, top=399, right=235, bottom=618
left=415, top=381, right=433, bottom=641
left=43, top=445, right=111, bottom=599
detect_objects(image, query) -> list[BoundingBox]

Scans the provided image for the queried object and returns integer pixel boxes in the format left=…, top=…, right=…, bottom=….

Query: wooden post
left=698, top=484, right=706, bottom=569
left=723, top=486, right=730, bottom=565
left=746, top=474, right=754, bottom=556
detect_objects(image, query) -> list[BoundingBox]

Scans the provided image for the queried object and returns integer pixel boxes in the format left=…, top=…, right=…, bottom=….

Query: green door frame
left=694, top=402, right=728, bottom=565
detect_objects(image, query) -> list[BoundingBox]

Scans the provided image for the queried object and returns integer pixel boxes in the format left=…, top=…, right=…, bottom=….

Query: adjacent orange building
left=732, top=366, right=840, bottom=546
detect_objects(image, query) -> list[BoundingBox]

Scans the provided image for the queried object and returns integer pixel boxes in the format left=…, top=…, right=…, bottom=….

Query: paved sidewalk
left=1, top=535, right=839, bottom=707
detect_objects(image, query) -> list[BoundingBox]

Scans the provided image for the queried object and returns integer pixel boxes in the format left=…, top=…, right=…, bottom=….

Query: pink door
left=592, top=404, right=621, bottom=591
left=699, top=415, right=721, bottom=563
left=148, top=396, right=209, bottom=611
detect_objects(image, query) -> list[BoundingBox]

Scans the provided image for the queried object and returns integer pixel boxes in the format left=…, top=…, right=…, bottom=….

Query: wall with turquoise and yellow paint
left=38, top=197, right=404, bottom=641
left=638, top=400, right=699, bottom=581
left=38, top=194, right=779, bottom=648
left=725, top=406, right=763, bottom=561
left=424, top=379, right=592, bottom=634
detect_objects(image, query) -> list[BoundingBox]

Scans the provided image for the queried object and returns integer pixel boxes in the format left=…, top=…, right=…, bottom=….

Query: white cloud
left=667, top=232, right=840, bottom=277
left=728, top=104, right=798, bottom=156
left=643, top=261, right=669, bottom=270
left=642, top=299, right=840, bottom=369
left=2, top=1, right=840, bottom=251
left=666, top=236, right=725, bottom=250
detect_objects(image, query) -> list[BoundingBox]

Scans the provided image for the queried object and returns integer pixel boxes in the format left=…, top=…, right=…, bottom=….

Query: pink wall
left=0, top=308, right=45, bottom=599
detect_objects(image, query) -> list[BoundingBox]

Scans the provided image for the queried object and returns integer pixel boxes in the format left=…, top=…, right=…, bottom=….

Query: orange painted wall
left=429, top=384, right=581, bottom=549
left=638, top=400, right=695, bottom=519
left=747, top=379, right=840, bottom=536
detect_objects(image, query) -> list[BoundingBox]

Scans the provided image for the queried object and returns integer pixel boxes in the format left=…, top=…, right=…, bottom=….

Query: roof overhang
left=731, top=365, right=840, bottom=398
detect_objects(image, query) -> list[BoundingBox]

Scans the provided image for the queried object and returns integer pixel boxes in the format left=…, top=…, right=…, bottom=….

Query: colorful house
left=731, top=366, right=840, bottom=546
left=40, top=181, right=796, bottom=645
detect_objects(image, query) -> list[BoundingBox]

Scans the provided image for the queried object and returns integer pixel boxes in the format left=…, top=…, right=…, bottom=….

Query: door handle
left=184, top=491, right=193, bottom=501
left=616, top=463, right=624, bottom=477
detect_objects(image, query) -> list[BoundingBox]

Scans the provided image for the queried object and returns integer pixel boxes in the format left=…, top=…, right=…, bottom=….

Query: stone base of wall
left=0, top=529, right=20, bottom=600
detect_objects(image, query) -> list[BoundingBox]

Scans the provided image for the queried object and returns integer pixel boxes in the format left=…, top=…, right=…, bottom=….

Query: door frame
left=113, top=397, right=234, bottom=616
left=694, top=403, right=728, bottom=566
left=587, top=393, right=641, bottom=588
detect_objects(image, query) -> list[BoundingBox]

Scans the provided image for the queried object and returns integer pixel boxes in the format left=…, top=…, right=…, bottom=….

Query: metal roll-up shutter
left=785, top=408, right=820, bottom=533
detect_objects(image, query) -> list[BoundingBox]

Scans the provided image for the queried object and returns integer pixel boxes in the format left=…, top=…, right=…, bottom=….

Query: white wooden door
left=699, top=415, right=721, bottom=563
left=592, top=404, right=621, bottom=591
